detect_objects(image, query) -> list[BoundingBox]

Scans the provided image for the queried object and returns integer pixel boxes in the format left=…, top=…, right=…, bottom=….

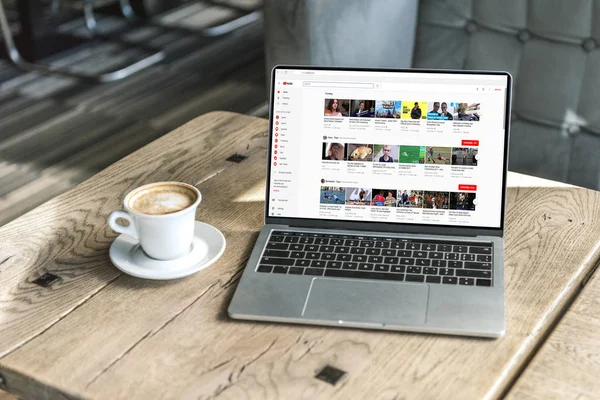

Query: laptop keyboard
left=256, top=231, right=493, bottom=287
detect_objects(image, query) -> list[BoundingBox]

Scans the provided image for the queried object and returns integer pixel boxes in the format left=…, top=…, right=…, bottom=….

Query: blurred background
left=1, top=0, right=599, bottom=231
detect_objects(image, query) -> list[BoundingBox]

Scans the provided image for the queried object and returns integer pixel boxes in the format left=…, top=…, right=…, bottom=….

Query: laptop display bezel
left=264, top=65, right=512, bottom=238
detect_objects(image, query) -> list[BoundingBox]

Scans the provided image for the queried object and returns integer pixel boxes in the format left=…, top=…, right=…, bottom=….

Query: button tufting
left=517, top=30, right=531, bottom=42
left=582, top=38, right=596, bottom=52
left=464, top=20, right=477, bottom=34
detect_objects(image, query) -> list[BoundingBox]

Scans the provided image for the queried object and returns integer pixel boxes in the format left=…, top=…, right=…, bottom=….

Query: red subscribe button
left=461, top=140, right=479, bottom=146
left=458, top=184, right=477, bottom=191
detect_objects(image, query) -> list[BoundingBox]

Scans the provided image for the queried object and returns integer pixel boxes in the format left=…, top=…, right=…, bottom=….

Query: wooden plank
left=506, top=267, right=600, bottom=399
left=0, top=389, right=18, bottom=400
left=1, top=112, right=600, bottom=399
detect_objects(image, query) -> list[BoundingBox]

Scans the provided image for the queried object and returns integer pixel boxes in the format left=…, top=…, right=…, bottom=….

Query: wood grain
left=506, top=267, right=600, bottom=399
left=1, top=112, right=600, bottom=399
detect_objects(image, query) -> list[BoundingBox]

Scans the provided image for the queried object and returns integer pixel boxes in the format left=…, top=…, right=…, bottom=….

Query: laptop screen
left=267, top=67, right=510, bottom=229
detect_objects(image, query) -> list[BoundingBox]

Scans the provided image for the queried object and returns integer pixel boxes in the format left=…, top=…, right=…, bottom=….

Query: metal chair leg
left=119, top=0, right=135, bottom=20
left=202, top=9, right=262, bottom=37
left=83, top=0, right=97, bottom=32
left=0, top=0, right=165, bottom=82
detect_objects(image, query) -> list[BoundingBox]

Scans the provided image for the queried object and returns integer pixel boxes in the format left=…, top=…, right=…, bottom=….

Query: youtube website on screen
left=269, top=68, right=509, bottom=229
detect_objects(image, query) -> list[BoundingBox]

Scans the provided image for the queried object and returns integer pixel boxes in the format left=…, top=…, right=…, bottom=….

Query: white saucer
left=109, top=221, right=226, bottom=280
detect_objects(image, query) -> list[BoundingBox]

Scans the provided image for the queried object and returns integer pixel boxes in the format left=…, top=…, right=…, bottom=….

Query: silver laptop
left=228, top=66, right=512, bottom=338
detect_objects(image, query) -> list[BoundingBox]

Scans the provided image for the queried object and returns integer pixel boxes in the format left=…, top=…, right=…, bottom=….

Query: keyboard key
left=325, top=269, right=404, bottom=281
left=374, top=264, right=389, bottom=272
left=390, top=265, right=405, bottom=273
left=290, top=251, right=306, bottom=258
left=311, top=260, right=326, bottom=268
left=284, top=237, right=299, bottom=243
left=439, top=268, right=454, bottom=276
left=416, top=259, right=431, bottom=266
left=345, top=239, right=359, bottom=246
left=304, top=268, right=324, bottom=276
left=315, top=238, right=329, bottom=245
left=350, top=248, right=366, bottom=254
left=267, top=243, right=288, bottom=250
left=407, top=243, right=421, bottom=250
left=375, top=241, right=390, bottom=249
left=273, top=266, right=288, bottom=274
left=382, top=249, right=396, bottom=256
left=429, top=252, right=443, bottom=259
left=456, top=270, right=491, bottom=278
left=398, top=250, right=412, bottom=257
left=261, top=257, right=294, bottom=266
left=327, top=261, right=342, bottom=269
left=453, top=245, right=468, bottom=253
left=307, top=252, right=320, bottom=260
left=335, top=246, right=350, bottom=254
left=290, top=244, right=304, bottom=251
left=270, top=235, right=284, bottom=243
left=257, top=265, right=272, bottom=273
left=423, top=267, right=438, bottom=275
left=477, top=255, right=492, bottom=262
left=442, top=277, right=458, bottom=284
left=445, top=253, right=460, bottom=260
left=353, top=255, right=367, bottom=262
left=438, top=244, right=452, bottom=252
left=361, top=241, right=375, bottom=248
left=423, top=244, right=436, bottom=251
left=470, top=246, right=492, bottom=254
left=400, top=258, right=415, bottom=265
left=342, top=262, right=358, bottom=270
left=321, top=253, right=335, bottom=260
left=320, top=245, right=334, bottom=252
left=459, top=278, right=475, bottom=286
left=407, top=266, right=422, bottom=274
left=305, top=245, right=319, bottom=252
left=476, top=279, right=492, bottom=287
left=289, top=267, right=304, bottom=275
left=336, top=254, right=352, bottom=261
left=299, top=237, right=314, bottom=244
left=406, top=274, right=425, bottom=282
left=448, top=261, right=463, bottom=268
left=366, top=248, right=381, bottom=255
left=358, top=263, right=374, bottom=271
left=263, top=250, right=290, bottom=258
left=431, top=260, right=446, bottom=267
left=331, top=239, right=344, bottom=246
left=390, top=242, right=405, bottom=249
left=295, top=259, right=310, bottom=267
left=414, top=251, right=427, bottom=258
left=465, top=262, right=492, bottom=270
left=461, top=254, right=476, bottom=261
left=384, top=256, right=399, bottom=264
left=368, top=256, right=383, bottom=263
left=426, top=276, right=441, bottom=284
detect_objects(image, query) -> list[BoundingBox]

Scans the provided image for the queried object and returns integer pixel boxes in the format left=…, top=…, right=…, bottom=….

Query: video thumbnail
left=350, top=100, right=375, bottom=117
left=324, top=98, right=350, bottom=117
left=373, top=144, right=399, bottom=163
left=399, top=145, right=425, bottom=164
left=345, top=187, right=372, bottom=205
left=450, top=192, right=476, bottom=210
left=397, top=189, right=423, bottom=208
left=454, top=102, right=480, bottom=121
left=375, top=100, right=401, bottom=118
left=401, top=101, right=427, bottom=120
left=423, top=191, right=450, bottom=209
left=451, top=147, right=478, bottom=166
left=322, top=142, right=347, bottom=161
left=347, top=143, right=374, bottom=161
left=320, top=186, right=345, bottom=204
left=372, top=189, right=397, bottom=207
left=427, top=101, right=455, bottom=120
left=425, top=146, right=452, bottom=165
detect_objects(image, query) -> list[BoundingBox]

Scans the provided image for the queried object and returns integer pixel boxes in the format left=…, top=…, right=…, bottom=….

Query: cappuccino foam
left=129, top=183, right=197, bottom=215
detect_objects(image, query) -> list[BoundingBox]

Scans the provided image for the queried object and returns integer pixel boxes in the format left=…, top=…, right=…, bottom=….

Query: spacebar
left=325, top=269, right=405, bottom=281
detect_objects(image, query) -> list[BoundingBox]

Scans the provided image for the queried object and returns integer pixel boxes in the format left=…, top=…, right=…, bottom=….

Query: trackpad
left=303, top=278, right=428, bottom=325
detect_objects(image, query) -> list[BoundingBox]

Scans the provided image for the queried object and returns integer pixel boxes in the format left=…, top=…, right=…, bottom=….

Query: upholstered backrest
left=413, top=0, right=600, bottom=189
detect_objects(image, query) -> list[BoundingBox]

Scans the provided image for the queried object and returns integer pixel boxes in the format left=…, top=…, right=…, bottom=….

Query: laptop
left=228, top=66, right=512, bottom=338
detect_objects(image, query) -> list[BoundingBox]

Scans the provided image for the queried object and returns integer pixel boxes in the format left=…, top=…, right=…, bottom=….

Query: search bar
left=303, top=81, right=374, bottom=89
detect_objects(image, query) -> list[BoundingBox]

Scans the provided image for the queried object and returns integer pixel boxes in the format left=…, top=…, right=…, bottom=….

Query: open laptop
left=228, top=66, right=512, bottom=338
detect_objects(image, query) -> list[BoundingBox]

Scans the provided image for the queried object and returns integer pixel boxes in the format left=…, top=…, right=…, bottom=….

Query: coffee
left=128, top=183, right=197, bottom=215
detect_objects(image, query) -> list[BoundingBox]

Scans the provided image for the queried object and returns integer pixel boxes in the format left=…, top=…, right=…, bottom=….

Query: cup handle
left=108, top=210, right=138, bottom=240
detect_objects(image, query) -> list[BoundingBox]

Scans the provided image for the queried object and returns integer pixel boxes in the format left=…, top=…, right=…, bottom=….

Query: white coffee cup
left=108, top=182, right=201, bottom=260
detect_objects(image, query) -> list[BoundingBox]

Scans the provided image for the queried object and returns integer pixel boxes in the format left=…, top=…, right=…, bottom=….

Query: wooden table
left=1, top=111, right=600, bottom=400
